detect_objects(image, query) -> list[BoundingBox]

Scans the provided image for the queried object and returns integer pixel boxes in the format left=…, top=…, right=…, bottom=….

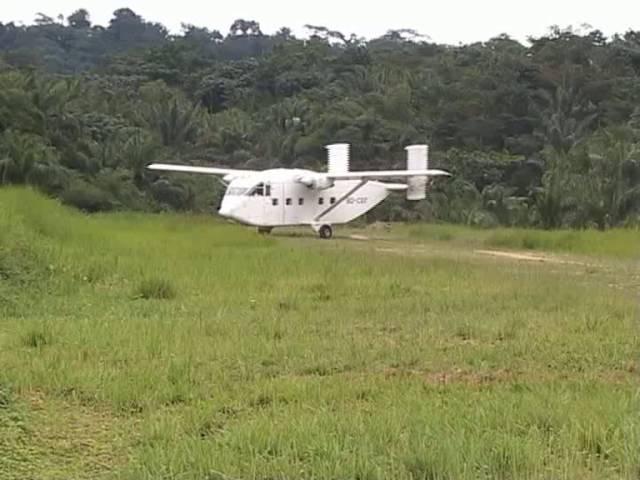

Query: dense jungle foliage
left=1, top=8, right=640, bottom=228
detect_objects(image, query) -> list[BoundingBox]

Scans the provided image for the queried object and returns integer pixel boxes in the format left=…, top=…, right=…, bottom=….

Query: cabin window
left=298, top=198, right=304, bottom=206
left=318, top=197, right=324, bottom=205
left=272, top=198, right=278, bottom=206
left=265, top=184, right=271, bottom=197
left=330, top=197, right=336, bottom=204
left=286, top=198, right=292, bottom=206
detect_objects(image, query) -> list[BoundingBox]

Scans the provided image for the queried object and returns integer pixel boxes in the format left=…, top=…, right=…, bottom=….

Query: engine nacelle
left=297, top=173, right=334, bottom=190
left=310, top=176, right=334, bottom=190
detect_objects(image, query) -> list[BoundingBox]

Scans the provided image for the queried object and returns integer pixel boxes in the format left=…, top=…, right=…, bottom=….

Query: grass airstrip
left=1, top=187, right=639, bottom=479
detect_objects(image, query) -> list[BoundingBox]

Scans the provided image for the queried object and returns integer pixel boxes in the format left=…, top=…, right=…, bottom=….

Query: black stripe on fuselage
left=314, top=180, right=367, bottom=222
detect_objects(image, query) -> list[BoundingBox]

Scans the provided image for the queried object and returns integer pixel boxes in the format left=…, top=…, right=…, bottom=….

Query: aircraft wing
left=147, top=163, right=257, bottom=178
left=326, top=169, right=451, bottom=180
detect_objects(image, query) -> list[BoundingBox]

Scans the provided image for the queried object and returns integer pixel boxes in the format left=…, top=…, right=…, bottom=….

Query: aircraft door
left=264, top=182, right=284, bottom=226
left=283, top=183, right=308, bottom=225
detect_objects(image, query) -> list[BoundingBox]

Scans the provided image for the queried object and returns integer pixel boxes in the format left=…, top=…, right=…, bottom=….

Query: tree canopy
left=1, top=10, right=639, bottom=227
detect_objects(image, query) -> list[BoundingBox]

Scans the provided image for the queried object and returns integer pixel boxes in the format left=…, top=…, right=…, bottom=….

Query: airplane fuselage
left=218, top=169, right=394, bottom=228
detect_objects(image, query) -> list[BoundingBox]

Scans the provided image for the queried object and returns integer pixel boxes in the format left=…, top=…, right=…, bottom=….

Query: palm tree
left=122, top=132, right=160, bottom=186
left=534, top=81, right=598, bottom=155
left=581, top=127, right=640, bottom=228
left=0, top=130, right=55, bottom=185
left=206, top=108, right=253, bottom=156
left=257, top=98, right=310, bottom=165
left=144, top=97, right=202, bottom=149
left=534, top=149, right=572, bottom=228
left=26, top=74, right=83, bottom=137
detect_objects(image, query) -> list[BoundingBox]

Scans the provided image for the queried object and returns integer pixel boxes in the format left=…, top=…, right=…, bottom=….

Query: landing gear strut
left=318, top=224, right=333, bottom=240
left=257, top=227, right=273, bottom=235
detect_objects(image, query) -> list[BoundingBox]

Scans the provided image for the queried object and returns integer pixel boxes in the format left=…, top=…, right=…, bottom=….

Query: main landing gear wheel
left=257, top=227, right=273, bottom=235
left=318, top=224, right=333, bottom=240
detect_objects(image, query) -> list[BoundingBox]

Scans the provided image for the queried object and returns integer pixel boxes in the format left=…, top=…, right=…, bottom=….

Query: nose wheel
left=318, top=224, right=333, bottom=240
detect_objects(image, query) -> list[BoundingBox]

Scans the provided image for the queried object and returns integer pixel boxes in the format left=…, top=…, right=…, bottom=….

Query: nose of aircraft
left=218, top=205, right=237, bottom=220
left=218, top=197, right=242, bottom=220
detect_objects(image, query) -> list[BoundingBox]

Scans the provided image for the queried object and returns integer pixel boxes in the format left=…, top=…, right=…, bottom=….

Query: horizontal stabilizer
left=381, top=183, right=409, bottom=191
left=326, top=169, right=450, bottom=180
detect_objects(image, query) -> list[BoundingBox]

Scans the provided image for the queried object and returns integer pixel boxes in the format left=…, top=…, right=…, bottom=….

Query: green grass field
left=403, top=224, right=640, bottom=259
left=1, top=188, right=639, bottom=479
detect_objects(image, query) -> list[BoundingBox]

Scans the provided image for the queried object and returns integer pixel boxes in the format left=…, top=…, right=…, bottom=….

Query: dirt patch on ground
left=371, top=243, right=599, bottom=269
left=375, top=246, right=429, bottom=256
left=384, top=367, right=516, bottom=385
left=371, top=244, right=582, bottom=266
left=474, top=249, right=588, bottom=265
left=382, top=367, right=640, bottom=386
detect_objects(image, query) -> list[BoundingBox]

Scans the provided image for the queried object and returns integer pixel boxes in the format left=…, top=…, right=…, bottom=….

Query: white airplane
left=147, top=143, right=449, bottom=239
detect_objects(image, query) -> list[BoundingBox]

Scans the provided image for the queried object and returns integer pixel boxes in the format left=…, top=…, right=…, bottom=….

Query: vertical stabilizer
left=405, top=144, right=429, bottom=200
left=326, top=143, right=350, bottom=174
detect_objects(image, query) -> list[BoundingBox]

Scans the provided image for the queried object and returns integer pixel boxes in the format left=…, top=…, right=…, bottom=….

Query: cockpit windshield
left=226, top=187, right=249, bottom=196
left=227, top=182, right=271, bottom=197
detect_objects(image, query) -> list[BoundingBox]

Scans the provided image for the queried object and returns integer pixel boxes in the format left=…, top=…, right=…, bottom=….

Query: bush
left=0, top=382, right=11, bottom=408
left=135, top=278, right=177, bottom=300
left=150, top=180, right=191, bottom=211
left=61, top=180, right=114, bottom=213
left=94, top=169, right=153, bottom=211
left=22, top=328, right=52, bottom=348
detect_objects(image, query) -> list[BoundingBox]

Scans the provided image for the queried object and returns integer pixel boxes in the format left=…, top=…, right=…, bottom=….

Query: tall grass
left=0, top=187, right=638, bottom=479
